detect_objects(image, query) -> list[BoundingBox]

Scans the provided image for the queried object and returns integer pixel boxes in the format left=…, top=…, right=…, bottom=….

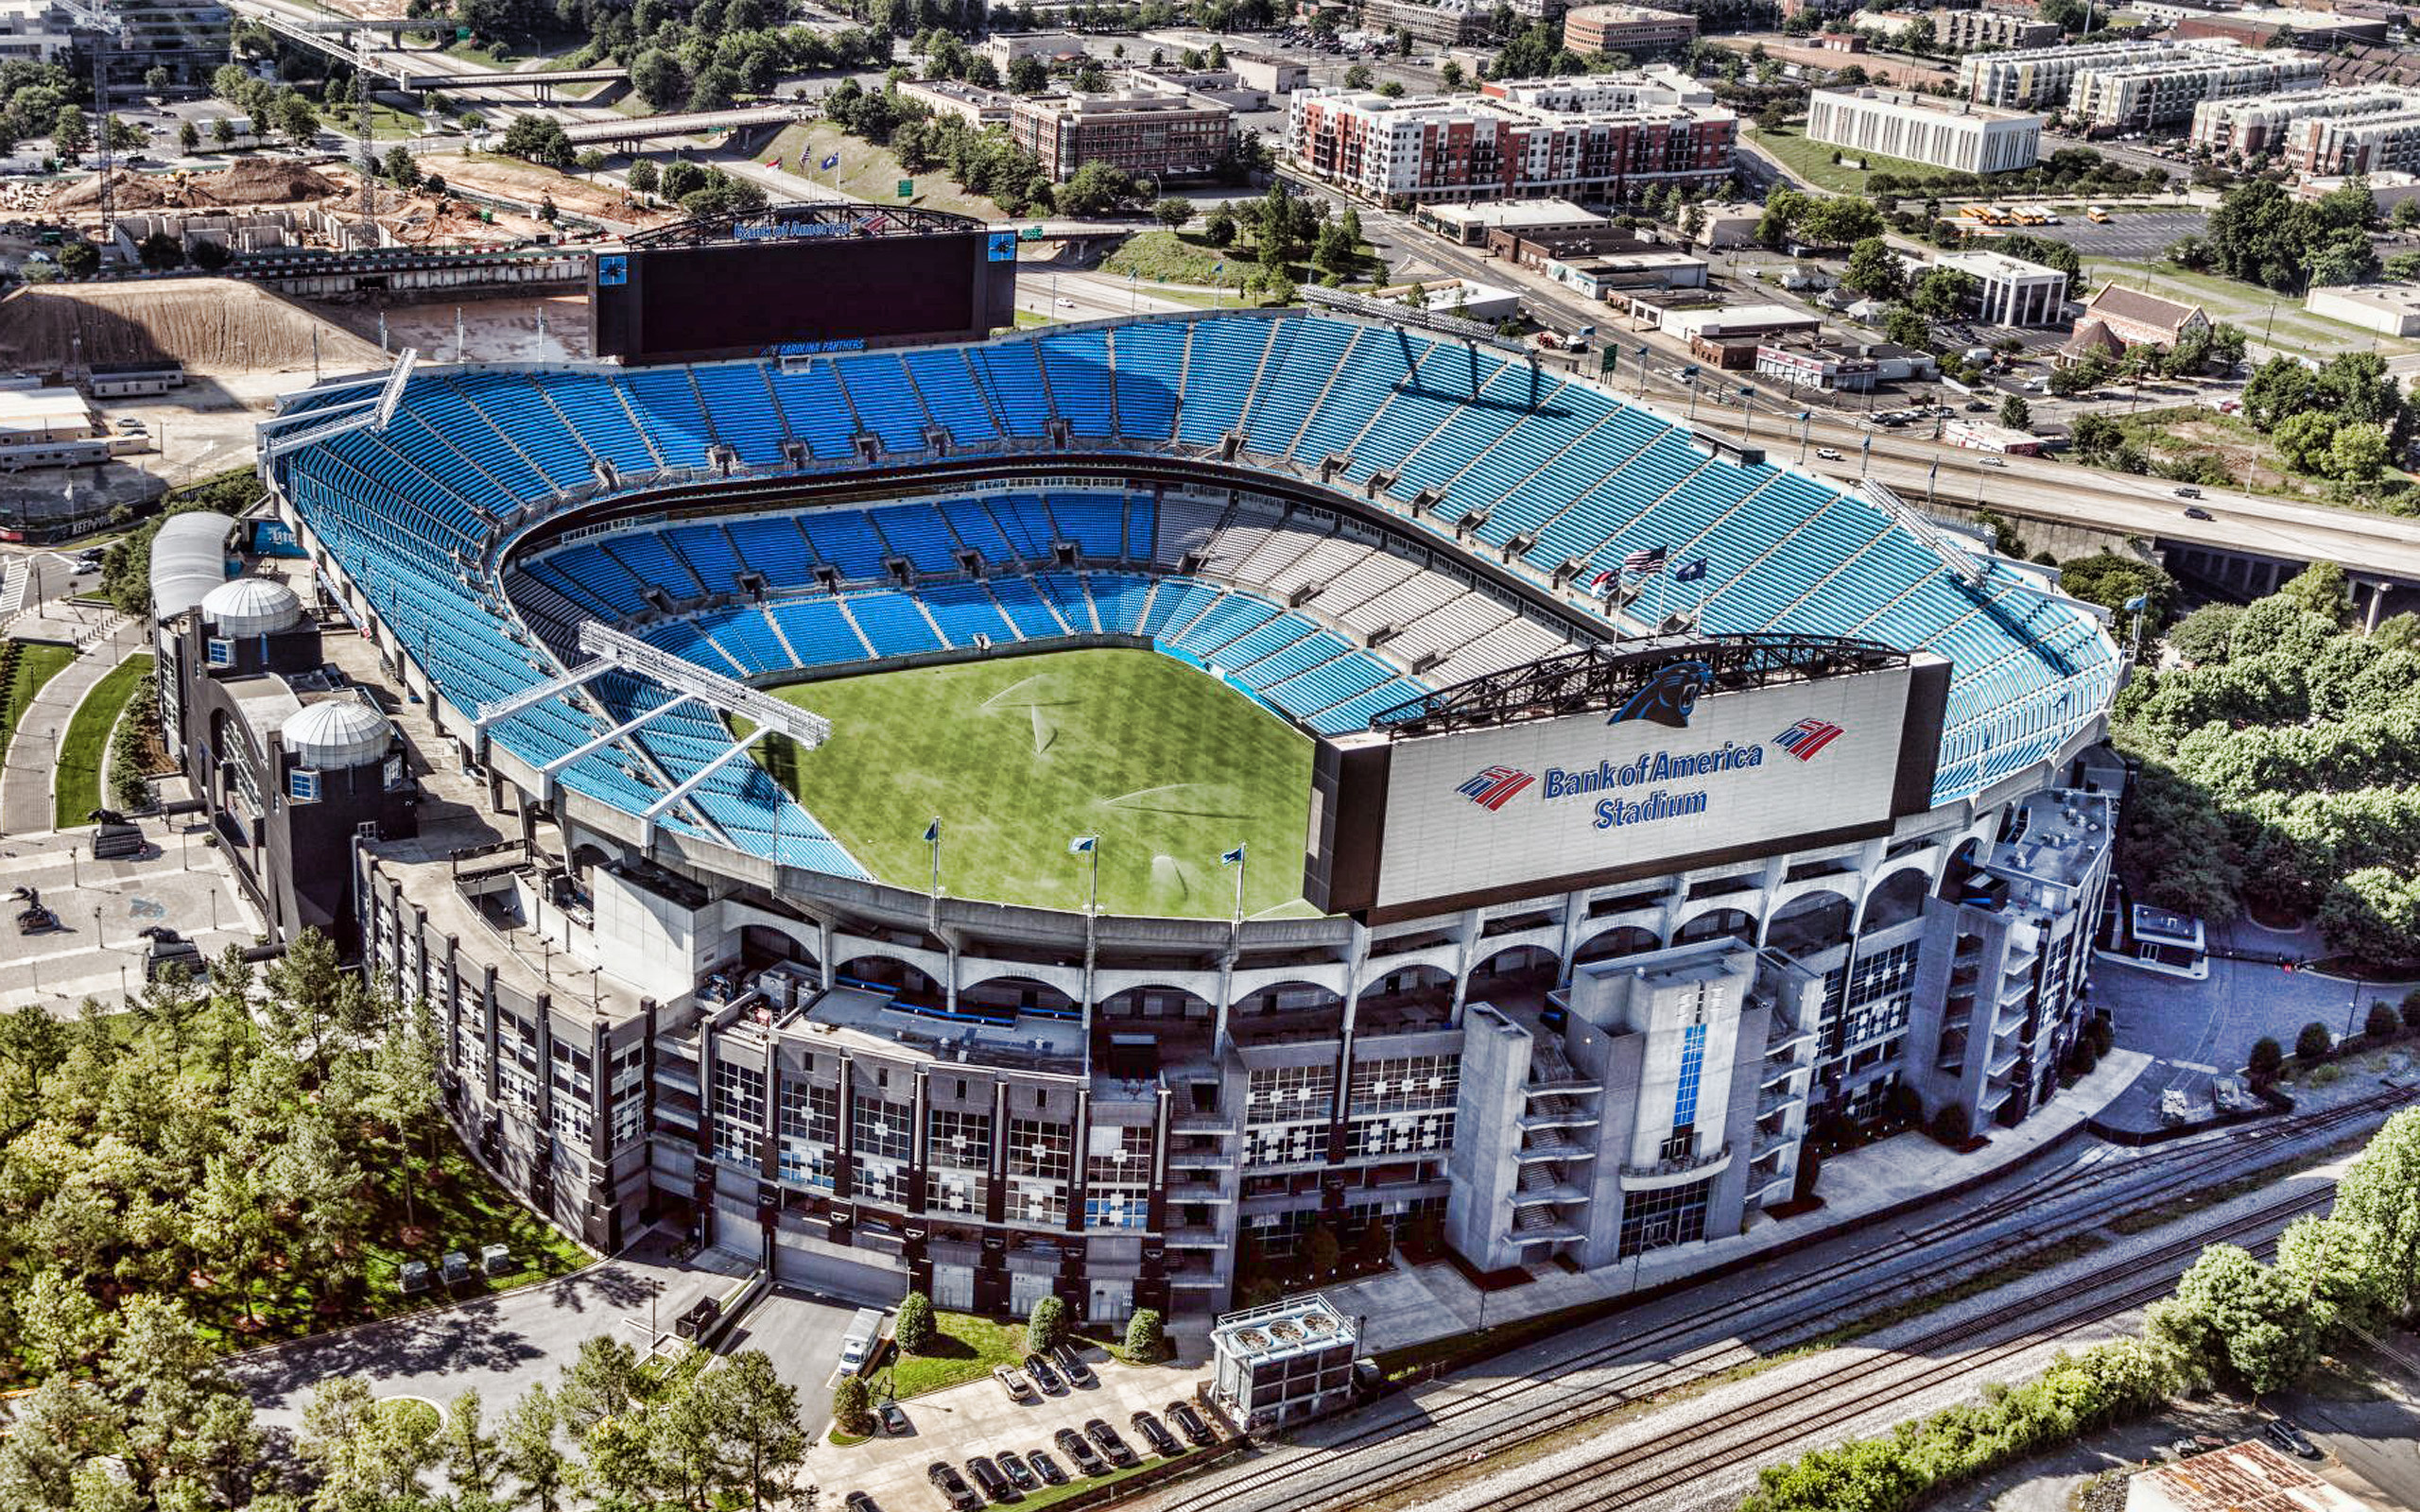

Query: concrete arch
left=1096, top=983, right=1214, bottom=1022
left=1936, top=837, right=1987, bottom=902
left=1356, top=964, right=1454, bottom=1032
left=958, top=973, right=1078, bottom=1017
left=1858, top=867, right=1933, bottom=935
left=834, top=953, right=943, bottom=1002
left=1572, top=923, right=1663, bottom=969
left=1470, top=942, right=1559, bottom=996
left=1766, top=888, right=1855, bottom=957
left=738, top=922, right=820, bottom=972
left=1674, top=906, right=1756, bottom=949
left=1231, top=978, right=1346, bottom=1043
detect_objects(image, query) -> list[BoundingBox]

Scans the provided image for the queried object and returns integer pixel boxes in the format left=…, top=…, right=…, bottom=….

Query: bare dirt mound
left=0, top=277, right=387, bottom=373
left=55, top=159, right=346, bottom=210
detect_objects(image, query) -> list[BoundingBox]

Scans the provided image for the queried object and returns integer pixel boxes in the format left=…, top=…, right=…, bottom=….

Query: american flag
left=1623, top=546, right=1668, bottom=575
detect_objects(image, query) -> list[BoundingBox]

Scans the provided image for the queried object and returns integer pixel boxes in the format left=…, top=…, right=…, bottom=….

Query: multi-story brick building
left=1930, top=8, right=2061, bottom=53
left=1560, top=4, right=1699, bottom=56
left=1359, top=0, right=1493, bottom=46
left=1288, top=70, right=1736, bottom=204
left=1007, top=85, right=1234, bottom=182
left=2190, top=84, right=2417, bottom=161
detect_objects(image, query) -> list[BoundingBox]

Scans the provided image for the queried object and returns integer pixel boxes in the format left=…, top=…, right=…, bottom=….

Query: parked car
left=994, top=1452, right=1039, bottom=1492
left=1166, top=1400, right=1216, bottom=1448
left=1130, top=1410, right=1182, bottom=1458
left=1052, top=1343, right=1098, bottom=1388
left=1023, top=1353, right=1064, bottom=1394
left=994, top=1366, right=1035, bottom=1402
left=843, top=1493, right=878, bottom=1512
left=877, top=1400, right=909, bottom=1435
left=1084, top=1418, right=1139, bottom=1469
left=2263, top=1418, right=2320, bottom=1459
left=926, top=1462, right=982, bottom=1512
left=1055, top=1427, right=1108, bottom=1476
left=1026, top=1449, right=1068, bottom=1486
left=965, top=1455, right=1017, bottom=1503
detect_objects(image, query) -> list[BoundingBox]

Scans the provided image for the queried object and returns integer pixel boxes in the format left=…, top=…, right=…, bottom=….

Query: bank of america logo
left=1457, top=765, right=1535, bottom=810
left=1775, top=718, right=1845, bottom=761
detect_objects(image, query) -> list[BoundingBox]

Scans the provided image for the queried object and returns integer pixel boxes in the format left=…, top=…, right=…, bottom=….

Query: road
left=1131, top=1083, right=2416, bottom=1512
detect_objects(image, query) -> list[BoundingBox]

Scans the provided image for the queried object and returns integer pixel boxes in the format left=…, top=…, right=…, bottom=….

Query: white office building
left=1929, top=248, right=2070, bottom=327
left=1806, top=89, right=2043, bottom=175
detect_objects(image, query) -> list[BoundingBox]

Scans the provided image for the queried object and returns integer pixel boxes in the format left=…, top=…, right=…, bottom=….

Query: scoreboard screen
left=591, top=221, right=1019, bottom=364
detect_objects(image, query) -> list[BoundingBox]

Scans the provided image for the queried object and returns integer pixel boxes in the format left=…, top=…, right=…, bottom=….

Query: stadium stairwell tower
left=253, top=295, right=2124, bottom=1312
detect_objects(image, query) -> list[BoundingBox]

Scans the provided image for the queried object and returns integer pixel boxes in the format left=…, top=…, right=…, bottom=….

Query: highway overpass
left=560, top=104, right=809, bottom=146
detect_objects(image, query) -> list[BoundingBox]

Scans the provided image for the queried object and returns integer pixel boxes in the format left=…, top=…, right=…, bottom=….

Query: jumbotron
left=157, top=273, right=2124, bottom=1332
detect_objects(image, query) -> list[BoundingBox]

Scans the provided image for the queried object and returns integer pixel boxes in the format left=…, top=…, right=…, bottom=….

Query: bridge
left=560, top=103, right=810, bottom=146
left=245, top=10, right=626, bottom=94
left=389, top=64, right=629, bottom=93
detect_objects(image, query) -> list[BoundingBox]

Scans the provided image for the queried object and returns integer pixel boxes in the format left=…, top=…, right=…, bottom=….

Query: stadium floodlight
left=578, top=621, right=833, bottom=749
left=1300, top=284, right=1514, bottom=349
left=471, top=657, right=617, bottom=734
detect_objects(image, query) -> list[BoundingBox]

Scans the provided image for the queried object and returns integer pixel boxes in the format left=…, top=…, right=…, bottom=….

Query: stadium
left=164, top=232, right=2126, bottom=1322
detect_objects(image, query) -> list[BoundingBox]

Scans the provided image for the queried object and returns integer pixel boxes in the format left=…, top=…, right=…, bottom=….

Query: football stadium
left=156, top=218, right=2126, bottom=1323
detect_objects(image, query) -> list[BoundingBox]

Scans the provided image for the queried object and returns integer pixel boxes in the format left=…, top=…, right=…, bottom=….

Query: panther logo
left=1608, top=661, right=1714, bottom=729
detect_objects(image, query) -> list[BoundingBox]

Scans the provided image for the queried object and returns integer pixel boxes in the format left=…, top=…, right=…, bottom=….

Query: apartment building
left=2189, top=84, right=2415, bottom=159
left=1288, top=68, right=1736, bottom=203
left=1931, top=8, right=2062, bottom=53
left=1961, top=39, right=2322, bottom=126
left=1359, top=0, right=1493, bottom=45
left=1806, top=88, right=2044, bottom=174
left=1006, top=85, right=1234, bottom=181
left=1561, top=3, right=1699, bottom=55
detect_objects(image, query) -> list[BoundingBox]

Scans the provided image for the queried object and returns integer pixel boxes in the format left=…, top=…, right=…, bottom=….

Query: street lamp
left=1633, top=345, right=1650, bottom=396
left=1737, top=384, right=1756, bottom=436
left=1795, top=409, right=1813, bottom=463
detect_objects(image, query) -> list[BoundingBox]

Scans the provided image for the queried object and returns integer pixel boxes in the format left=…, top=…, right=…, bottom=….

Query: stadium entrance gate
left=933, top=1263, right=976, bottom=1311
left=772, top=1227, right=909, bottom=1304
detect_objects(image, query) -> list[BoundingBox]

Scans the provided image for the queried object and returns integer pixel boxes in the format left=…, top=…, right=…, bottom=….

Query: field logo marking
left=1456, top=765, right=1535, bottom=811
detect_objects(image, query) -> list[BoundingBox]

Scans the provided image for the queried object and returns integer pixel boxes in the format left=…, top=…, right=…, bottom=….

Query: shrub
left=2404, top=988, right=2420, bottom=1033
left=832, top=1375, right=873, bottom=1436
left=1027, top=1294, right=1069, bottom=1355
left=2365, top=1001, right=2401, bottom=1040
left=2295, top=1022, right=2335, bottom=1062
left=894, top=1291, right=935, bottom=1354
left=2248, top=1037, right=2284, bottom=1078
left=1928, top=1103, right=1973, bottom=1145
left=2066, top=1041, right=2099, bottom=1076
left=1124, top=1308, right=1167, bottom=1363
left=2083, top=1017, right=2116, bottom=1057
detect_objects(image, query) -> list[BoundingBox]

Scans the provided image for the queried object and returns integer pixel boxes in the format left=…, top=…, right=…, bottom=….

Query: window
left=1246, top=1065, right=1335, bottom=1125
left=1007, top=1118, right=1072, bottom=1180
left=1672, top=1022, right=1706, bottom=1132
left=1347, top=1054, right=1459, bottom=1116
left=779, top=1077, right=838, bottom=1143
left=713, top=1059, right=767, bottom=1131
left=852, top=1092, right=913, bottom=1162
left=550, top=1040, right=594, bottom=1151
left=714, top=1119, right=758, bottom=1169
left=1083, top=1193, right=1148, bottom=1229
left=928, top=1107, right=993, bottom=1171
left=1084, top=1125, right=1154, bottom=1187
left=1618, top=1176, right=1711, bottom=1259
left=926, top=1168, right=985, bottom=1213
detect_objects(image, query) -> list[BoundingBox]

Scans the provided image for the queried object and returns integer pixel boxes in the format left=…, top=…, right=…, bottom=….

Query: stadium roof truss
left=1370, top=635, right=1909, bottom=739
left=621, top=201, right=986, bottom=249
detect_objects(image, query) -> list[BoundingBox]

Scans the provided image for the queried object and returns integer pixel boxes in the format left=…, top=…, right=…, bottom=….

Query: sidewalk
left=1322, top=1049, right=2152, bottom=1354
left=1, top=612, right=147, bottom=837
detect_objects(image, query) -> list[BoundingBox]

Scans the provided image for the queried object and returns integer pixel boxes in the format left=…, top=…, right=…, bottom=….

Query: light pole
left=1795, top=409, right=1813, bottom=463
left=1737, top=384, right=1756, bottom=436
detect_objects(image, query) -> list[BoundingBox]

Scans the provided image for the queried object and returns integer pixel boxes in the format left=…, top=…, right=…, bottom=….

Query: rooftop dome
left=281, top=698, right=389, bottom=769
left=199, top=576, right=302, bottom=637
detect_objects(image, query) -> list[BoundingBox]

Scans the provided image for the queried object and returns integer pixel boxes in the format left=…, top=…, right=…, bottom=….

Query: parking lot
left=2032, top=208, right=2208, bottom=261
left=716, top=1284, right=867, bottom=1435
left=815, top=1342, right=1217, bottom=1512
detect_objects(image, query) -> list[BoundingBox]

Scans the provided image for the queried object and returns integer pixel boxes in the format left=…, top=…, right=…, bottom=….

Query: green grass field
left=0, top=640, right=74, bottom=769
left=56, top=652, right=149, bottom=829
left=1741, top=125, right=1941, bottom=195
left=750, top=649, right=1315, bottom=919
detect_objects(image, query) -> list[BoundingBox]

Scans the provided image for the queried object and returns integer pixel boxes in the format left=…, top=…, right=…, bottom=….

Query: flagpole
left=927, top=817, right=942, bottom=932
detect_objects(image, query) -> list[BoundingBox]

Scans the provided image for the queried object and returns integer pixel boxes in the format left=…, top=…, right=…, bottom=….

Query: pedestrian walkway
left=0, top=617, right=147, bottom=837
left=1323, top=1049, right=2152, bottom=1354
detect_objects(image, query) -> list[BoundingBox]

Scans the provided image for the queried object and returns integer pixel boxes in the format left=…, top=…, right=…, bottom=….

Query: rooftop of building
left=1564, top=3, right=1695, bottom=19
left=1211, top=1293, right=1357, bottom=1363
left=1985, top=786, right=2115, bottom=898
left=1424, top=196, right=1604, bottom=228
left=1813, top=84, right=2045, bottom=124
left=795, top=983, right=1090, bottom=1074
left=2086, top=282, right=2207, bottom=332
left=1932, top=247, right=2069, bottom=281
left=2127, top=1439, right=2365, bottom=1512
left=2308, top=279, right=2420, bottom=309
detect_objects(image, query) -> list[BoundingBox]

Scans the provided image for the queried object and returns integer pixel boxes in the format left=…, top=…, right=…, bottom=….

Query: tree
left=894, top=1291, right=936, bottom=1353
left=56, top=239, right=97, bottom=278
left=2273, top=409, right=2341, bottom=475
left=498, top=1384, right=568, bottom=1512
left=555, top=1336, right=648, bottom=1438
left=2404, top=988, right=2420, bottom=1032
left=700, top=1349, right=808, bottom=1512
left=383, top=145, right=421, bottom=189
left=105, top=115, right=144, bottom=153
left=137, top=232, right=182, bottom=271
left=2153, top=1243, right=2317, bottom=1393
left=1841, top=236, right=1903, bottom=300
left=51, top=103, right=87, bottom=158
left=212, top=116, right=234, bottom=150
left=1125, top=1309, right=1168, bottom=1363
left=2248, top=1036, right=2284, bottom=1078
left=1202, top=203, right=1236, bottom=248
left=632, top=48, right=686, bottom=107
left=279, top=94, right=319, bottom=149
left=1008, top=56, right=1048, bottom=94
left=2333, top=1108, right=2420, bottom=1314
left=626, top=158, right=660, bottom=195
left=1027, top=1294, right=1070, bottom=1354
left=499, top=114, right=573, bottom=171
left=1305, top=1226, right=1342, bottom=1276
left=441, top=1389, right=502, bottom=1505
left=1910, top=266, right=1976, bottom=318
left=177, top=119, right=199, bottom=156
left=1150, top=196, right=1194, bottom=231
left=2328, top=421, right=2390, bottom=493
left=2168, top=604, right=2241, bottom=666
left=20, top=1269, right=107, bottom=1377
left=537, top=193, right=558, bottom=224
left=1884, top=305, right=1933, bottom=352
left=2365, top=1000, right=2401, bottom=1040
left=2295, top=1021, right=2334, bottom=1061
left=831, top=1375, right=875, bottom=1437
left=1928, top=1103, right=1972, bottom=1144
left=1998, top=394, right=2031, bottom=431
left=1343, top=62, right=1373, bottom=88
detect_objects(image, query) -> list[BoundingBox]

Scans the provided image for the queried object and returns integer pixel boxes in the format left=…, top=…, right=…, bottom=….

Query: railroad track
left=1173, top=1086, right=2408, bottom=1512
left=1495, top=1187, right=2329, bottom=1512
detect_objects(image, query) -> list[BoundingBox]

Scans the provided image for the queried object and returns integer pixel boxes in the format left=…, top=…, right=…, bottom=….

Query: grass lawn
left=882, top=1310, right=1028, bottom=1400
left=184, top=1137, right=593, bottom=1354
left=55, top=652, right=149, bottom=829
left=2108, top=404, right=2420, bottom=510
left=1014, top=1455, right=1181, bottom=1508
left=750, top=649, right=1316, bottom=919
left=756, top=121, right=1009, bottom=219
left=1101, top=228, right=1255, bottom=291
left=0, top=640, right=75, bottom=769
left=1742, top=125, right=1939, bottom=195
